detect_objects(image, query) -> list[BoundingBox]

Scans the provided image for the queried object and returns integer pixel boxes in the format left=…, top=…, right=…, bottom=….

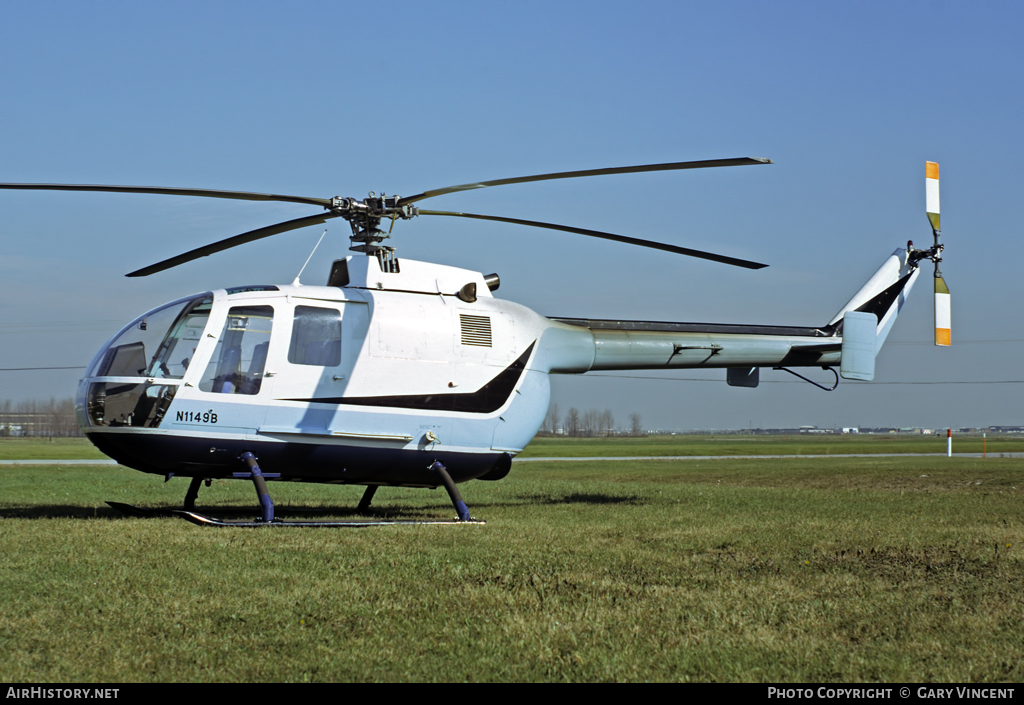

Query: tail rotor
left=909, top=161, right=950, bottom=346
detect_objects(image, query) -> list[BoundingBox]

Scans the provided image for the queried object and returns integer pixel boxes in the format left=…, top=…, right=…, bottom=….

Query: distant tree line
left=540, top=403, right=645, bottom=437
left=1, top=396, right=649, bottom=440
left=0, top=398, right=81, bottom=437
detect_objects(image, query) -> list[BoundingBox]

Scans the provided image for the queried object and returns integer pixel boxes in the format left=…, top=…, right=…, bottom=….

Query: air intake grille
left=460, top=314, right=492, bottom=347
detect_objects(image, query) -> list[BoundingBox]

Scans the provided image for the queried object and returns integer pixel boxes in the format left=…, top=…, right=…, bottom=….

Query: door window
left=288, top=305, right=342, bottom=366
left=199, top=306, right=274, bottom=395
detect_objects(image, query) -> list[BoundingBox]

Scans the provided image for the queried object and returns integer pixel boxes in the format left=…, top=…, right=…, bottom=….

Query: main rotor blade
left=399, top=157, right=772, bottom=206
left=0, top=182, right=332, bottom=208
left=419, top=210, right=768, bottom=269
left=126, top=212, right=342, bottom=277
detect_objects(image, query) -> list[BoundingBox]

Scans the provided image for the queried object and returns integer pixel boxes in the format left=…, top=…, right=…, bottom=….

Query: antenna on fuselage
left=292, top=230, right=328, bottom=286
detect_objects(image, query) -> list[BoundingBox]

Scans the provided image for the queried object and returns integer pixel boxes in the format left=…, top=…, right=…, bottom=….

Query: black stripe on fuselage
left=281, top=342, right=536, bottom=413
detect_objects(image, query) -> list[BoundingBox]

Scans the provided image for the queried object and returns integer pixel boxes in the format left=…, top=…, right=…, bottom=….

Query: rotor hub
left=330, top=194, right=418, bottom=254
left=906, top=239, right=944, bottom=271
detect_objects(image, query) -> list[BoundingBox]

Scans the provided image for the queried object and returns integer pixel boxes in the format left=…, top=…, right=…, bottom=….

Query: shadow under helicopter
left=0, top=491, right=641, bottom=522
left=0, top=503, right=459, bottom=521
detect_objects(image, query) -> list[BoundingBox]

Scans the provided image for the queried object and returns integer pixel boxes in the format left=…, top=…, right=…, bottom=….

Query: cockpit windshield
left=92, top=295, right=213, bottom=379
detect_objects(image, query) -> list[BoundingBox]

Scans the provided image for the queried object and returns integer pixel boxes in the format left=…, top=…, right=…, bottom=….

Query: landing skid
left=109, top=455, right=484, bottom=527
left=174, top=510, right=484, bottom=527
left=105, top=502, right=485, bottom=527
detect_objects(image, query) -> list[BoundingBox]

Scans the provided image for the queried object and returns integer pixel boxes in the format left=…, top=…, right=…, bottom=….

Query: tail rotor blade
left=926, top=161, right=941, bottom=233
left=935, top=272, right=951, bottom=347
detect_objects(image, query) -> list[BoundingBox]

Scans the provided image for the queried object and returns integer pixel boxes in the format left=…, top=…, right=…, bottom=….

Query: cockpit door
left=166, top=302, right=278, bottom=436
left=197, top=305, right=277, bottom=397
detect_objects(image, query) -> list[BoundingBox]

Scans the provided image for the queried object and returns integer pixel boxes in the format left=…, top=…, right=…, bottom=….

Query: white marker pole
left=947, top=428, right=952, bottom=457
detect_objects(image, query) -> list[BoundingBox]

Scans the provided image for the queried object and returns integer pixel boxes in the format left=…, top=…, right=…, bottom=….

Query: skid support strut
left=357, top=486, right=378, bottom=512
left=240, top=452, right=275, bottom=522
left=429, top=461, right=471, bottom=521
left=184, top=477, right=203, bottom=510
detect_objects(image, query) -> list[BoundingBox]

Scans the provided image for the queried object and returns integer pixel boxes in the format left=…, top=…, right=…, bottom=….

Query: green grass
left=0, top=438, right=108, bottom=460
left=519, top=434, right=1024, bottom=457
left=1, top=453, right=1022, bottom=682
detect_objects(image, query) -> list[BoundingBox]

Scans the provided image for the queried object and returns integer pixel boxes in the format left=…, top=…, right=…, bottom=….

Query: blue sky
left=1, top=1, right=1022, bottom=429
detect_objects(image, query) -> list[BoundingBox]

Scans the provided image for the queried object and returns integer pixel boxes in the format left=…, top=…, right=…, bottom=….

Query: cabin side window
left=199, top=306, right=274, bottom=395
left=145, top=297, right=212, bottom=379
left=288, top=306, right=342, bottom=367
left=93, top=295, right=212, bottom=378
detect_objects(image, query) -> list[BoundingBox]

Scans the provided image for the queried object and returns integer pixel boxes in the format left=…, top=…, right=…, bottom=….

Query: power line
left=0, top=366, right=87, bottom=372
left=588, top=373, right=1024, bottom=385
left=861, top=380, right=1024, bottom=385
left=0, top=320, right=124, bottom=331
left=888, top=339, right=1024, bottom=345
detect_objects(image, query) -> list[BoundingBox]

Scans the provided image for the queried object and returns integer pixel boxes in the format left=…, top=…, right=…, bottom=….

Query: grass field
left=520, top=433, right=1024, bottom=457
left=0, top=438, right=109, bottom=460
left=1, top=436, right=1022, bottom=683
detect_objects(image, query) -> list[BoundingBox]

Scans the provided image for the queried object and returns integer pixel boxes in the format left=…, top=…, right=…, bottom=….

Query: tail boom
left=542, top=248, right=921, bottom=382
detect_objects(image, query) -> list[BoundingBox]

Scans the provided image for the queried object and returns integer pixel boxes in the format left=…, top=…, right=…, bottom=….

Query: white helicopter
left=0, top=158, right=950, bottom=526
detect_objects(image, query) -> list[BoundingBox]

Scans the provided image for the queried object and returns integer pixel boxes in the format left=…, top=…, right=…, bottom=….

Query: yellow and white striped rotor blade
left=926, top=161, right=940, bottom=232
left=935, top=273, right=951, bottom=346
